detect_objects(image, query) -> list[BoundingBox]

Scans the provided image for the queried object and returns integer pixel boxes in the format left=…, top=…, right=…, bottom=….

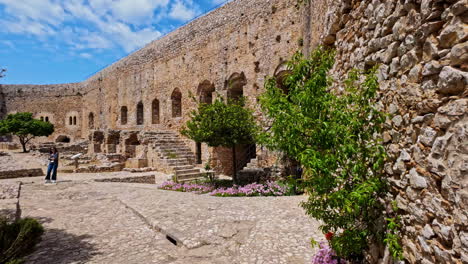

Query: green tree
left=0, top=112, right=54, bottom=152
left=259, top=47, right=393, bottom=261
left=182, top=98, right=258, bottom=183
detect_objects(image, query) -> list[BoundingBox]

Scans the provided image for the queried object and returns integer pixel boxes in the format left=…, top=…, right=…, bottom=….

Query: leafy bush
left=0, top=217, right=44, bottom=263
left=259, top=47, right=399, bottom=261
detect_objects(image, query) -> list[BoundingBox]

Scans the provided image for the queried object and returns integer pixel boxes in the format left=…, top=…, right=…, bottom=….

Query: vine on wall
left=259, top=47, right=402, bottom=261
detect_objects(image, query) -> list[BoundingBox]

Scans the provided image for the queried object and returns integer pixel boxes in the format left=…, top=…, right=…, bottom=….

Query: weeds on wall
left=259, top=47, right=402, bottom=261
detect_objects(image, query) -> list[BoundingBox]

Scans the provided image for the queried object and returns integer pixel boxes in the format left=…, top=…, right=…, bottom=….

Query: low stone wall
left=0, top=142, right=19, bottom=150
left=0, top=168, right=44, bottom=179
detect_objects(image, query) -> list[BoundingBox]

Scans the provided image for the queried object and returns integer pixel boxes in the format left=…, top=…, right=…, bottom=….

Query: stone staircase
left=144, top=131, right=204, bottom=182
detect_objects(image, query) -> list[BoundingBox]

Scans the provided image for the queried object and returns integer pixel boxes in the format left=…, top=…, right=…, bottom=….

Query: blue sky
left=0, top=0, right=229, bottom=84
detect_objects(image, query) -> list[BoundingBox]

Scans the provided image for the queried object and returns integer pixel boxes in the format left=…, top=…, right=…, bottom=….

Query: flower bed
left=158, top=181, right=288, bottom=197
left=158, top=181, right=214, bottom=194
left=209, top=181, right=287, bottom=197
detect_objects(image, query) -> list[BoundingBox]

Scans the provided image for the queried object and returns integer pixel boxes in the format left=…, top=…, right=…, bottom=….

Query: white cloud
left=169, top=0, right=199, bottom=21
left=0, top=0, right=200, bottom=55
left=0, top=0, right=66, bottom=26
left=80, top=52, right=92, bottom=59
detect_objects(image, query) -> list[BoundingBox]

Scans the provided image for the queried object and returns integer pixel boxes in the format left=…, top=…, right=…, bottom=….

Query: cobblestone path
left=6, top=174, right=322, bottom=264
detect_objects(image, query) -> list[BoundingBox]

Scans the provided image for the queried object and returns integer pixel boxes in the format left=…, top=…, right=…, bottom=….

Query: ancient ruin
left=0, top=0, right=466, bottom=263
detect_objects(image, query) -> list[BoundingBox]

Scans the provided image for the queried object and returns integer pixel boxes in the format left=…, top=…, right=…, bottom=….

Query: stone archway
left=274, top=63, right=292, bottom=95
left=56, top=135, right=71, bottom=143
left=226, top=72, right=247, bottom=101
left=197, top=80, right=215, bottom=104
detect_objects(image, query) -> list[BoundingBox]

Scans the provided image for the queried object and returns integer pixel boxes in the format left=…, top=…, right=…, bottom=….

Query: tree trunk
left=19, top=137, right=27, bottom=153
left=232, top=145, right=237, bottom=184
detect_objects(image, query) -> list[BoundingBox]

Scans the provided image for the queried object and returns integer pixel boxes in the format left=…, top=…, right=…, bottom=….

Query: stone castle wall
left=319, top=0, right=467, bottom=263
left=0, top=83, right=84, bottom=142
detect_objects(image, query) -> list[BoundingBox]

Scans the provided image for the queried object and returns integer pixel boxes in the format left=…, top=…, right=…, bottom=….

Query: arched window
left=226, top=72, right=247, bottom=102
left=40, top=117, right=44, bottom=121
left=69, top=116, right=73, bottom=125
left=152, top=99, right=160, bottom=124
left=45, top=116, right=49, bottom=122
left=88, top=112, right=94, bottom=129
left=136, top=101, right=144, bottom=125
left=121, top=106, right=128, bottom=125
left=197, top=80, right=215, bottom=104
left=171, top=88, right=182, bottom=118
left=73, top=116, right=77, bottom=125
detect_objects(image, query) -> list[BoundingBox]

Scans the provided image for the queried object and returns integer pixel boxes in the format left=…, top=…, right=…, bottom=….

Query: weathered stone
left=408, top=64, right=422, bottom=82
left=390, top=57, right=400, bottom=75
left=400, top=50, right=418, bottom=72
left=450, top=42, right=468, bottom=67
left=437, top=66, right=468, bottom=95
left=409, top=168, right=428, bottom=189
left=399, top=149, right=412, bottom=162
left=392, top=115, right=404, bottom=127
left=437, top=99, right=468, bottom=116
left=422, top=224, right=435, bottom=239
left=438, top=17, right=468, bottom=49
left=423, top=35, right=439, bottom=62
left=433, top=113, right=452, bottom=129
left=418, top=236, right=432, bottom=253
left=422, top=61, right=442, bottom=76
left=419, top=127, right=437, bottom=147
left=451, top=0, right=468, bottom=15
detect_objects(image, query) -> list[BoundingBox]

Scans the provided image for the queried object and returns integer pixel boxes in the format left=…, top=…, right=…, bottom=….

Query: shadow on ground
left=24, top=217, right=99, bottom=264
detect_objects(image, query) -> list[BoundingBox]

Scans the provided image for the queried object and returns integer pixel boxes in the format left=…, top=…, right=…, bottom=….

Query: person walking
left=45, top=147, right=59, bottom=184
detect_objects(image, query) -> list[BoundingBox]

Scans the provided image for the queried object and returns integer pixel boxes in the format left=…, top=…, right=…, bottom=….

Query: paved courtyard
left=2, top=172, right=322, bottom=264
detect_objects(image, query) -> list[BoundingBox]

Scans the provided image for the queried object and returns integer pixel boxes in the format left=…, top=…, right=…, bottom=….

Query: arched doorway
left=171, top=88, right=182, bottom=118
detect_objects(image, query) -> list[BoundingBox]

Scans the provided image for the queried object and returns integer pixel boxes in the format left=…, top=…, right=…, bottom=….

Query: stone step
left=176, top=172, right=205, bottom=182
left=173, top=165, right=195, bottom=170
left=166, top=160, right=190, bottom=166
left=162, top=153, right=195, bottom=159
left=175, top=168, right=200, bottom=175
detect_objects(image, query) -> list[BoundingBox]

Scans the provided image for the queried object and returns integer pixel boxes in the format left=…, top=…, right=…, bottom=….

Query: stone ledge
left=0, top=168, right=44, bottom=179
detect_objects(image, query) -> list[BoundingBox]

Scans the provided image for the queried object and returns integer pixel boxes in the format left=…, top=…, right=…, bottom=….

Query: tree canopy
left=182, top=98, right=258, bottom=182
left=0, top=112, right=54, bottom=152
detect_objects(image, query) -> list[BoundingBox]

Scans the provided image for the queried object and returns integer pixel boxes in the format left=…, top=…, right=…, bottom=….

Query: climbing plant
left=259, top=47, right=400, bottom=261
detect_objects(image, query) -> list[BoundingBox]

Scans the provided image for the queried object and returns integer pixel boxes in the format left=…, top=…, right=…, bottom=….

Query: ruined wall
left=0, top=83, right=84, bottom=142
left=318, top=0, right=467, bottom=263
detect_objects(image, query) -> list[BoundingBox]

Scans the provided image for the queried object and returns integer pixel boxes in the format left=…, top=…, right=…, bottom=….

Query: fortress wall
left=318, top=0, right=467, bottom=263
left=80, top=0, right=310, bottom=165
left=0, top=83, right=84, bottom=142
